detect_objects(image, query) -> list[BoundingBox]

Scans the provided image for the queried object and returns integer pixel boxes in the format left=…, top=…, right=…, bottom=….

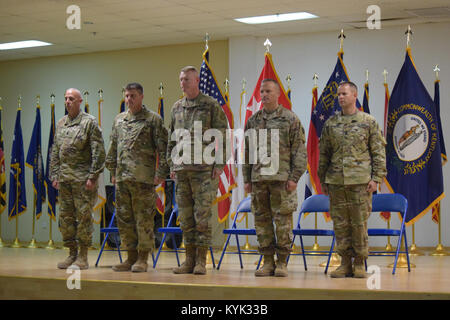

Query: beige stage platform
left=0, top=246, right=450, bottom=300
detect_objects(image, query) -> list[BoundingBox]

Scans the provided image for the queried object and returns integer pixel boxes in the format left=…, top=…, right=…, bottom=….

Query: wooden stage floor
left=1, top=246, right=450, bottom=300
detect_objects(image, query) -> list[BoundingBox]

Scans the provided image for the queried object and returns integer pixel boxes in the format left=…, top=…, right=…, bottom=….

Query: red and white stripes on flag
left=93, top=97, right=106, bottom=224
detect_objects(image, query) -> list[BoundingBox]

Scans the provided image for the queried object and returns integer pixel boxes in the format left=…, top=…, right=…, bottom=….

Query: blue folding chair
left=216, top=196, right=263, bottom=270
left=95, top=207, right=123, bottom=267
left=288, top=194, right=335, bottom=274
left=95, top=190, right=155, bottom=268
left=368, top=193, right=410, bottom=274
left=153, top=182, right=215, bottom=269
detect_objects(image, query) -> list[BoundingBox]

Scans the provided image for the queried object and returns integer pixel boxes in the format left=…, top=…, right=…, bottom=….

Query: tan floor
left=0, top=245, right=449, bottom=299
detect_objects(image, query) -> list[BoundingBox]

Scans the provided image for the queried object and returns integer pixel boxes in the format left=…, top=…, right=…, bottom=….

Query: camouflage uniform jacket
left=243, top=105, right=307, bottom=183
left=106, top=105, right=169, bottom=183
left=318, top=110, right=386, bottom=185
left=50, top=111, right=105, bottom=182
left=167, top=92, right=228, bottom=172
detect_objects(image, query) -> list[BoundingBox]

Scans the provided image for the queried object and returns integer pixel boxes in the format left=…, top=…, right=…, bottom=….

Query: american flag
left=200, top=48, right=235, bottom=223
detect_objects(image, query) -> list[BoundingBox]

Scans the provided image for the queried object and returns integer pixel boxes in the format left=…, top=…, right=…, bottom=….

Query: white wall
left=228, top=22, right=450, bottom=248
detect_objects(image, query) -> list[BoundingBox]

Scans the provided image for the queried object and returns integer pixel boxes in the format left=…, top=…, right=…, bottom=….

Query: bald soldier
left=167, top=66, right=228, bottom=275
left=244, top=79, right=307, bottom=277
left=50, top=88, right=105, bottom=270
left=318, top=81, right=386, bottom=278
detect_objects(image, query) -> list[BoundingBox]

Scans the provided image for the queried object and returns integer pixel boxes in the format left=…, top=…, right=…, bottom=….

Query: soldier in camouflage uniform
left=244, top=79, right=307, bottom=277
left=50, top=88, right=105, bottom=270
left=167, top=66, right=227, bottom=275
left=106, top=82, right=168, bottom=273
left=318, top=81, right=386, bottom=278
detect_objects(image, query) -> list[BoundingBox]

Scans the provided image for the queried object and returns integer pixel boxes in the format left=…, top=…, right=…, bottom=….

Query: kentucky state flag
left=385, top=48, right=445, bottom=225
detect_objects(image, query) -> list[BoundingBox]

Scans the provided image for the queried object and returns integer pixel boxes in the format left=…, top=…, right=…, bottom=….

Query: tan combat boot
left=353, top=256, right=367, bottom=278
left=173, top=245, right=196, bottom=274
left=274, top=254, right=289, bottom=277
left=72, top=246, right=89, bottom=270
left=131, top=251, right=149, bottom=272
left=330, top=255, right=353, bottom=278
left=255, top=255, right=275, bottom=277
left=57, top=246, right=78, bottom=269
left=112, top=250, right=138, bottom=272
left=193, top=247, right=208, bottom=275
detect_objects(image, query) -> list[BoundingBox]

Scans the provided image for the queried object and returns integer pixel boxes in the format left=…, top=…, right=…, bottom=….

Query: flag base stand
left=388, top=254, right=415, bottom=269
left=46, top=240, right=57, bottom=250
left=409, top=243, right=425, bottom=256
left=27, top=238, right=41, bottom=249
left=430, top=244, right=450, bottom=256
left=320, top=252, right=340, bottom=267
left=291, top=244, right=301, bottom=253
left=308, top=243, right=323, bottom=255
left=10, top=238, right=22, bottom=248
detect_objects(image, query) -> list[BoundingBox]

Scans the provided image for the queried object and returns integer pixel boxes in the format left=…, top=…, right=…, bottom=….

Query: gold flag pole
left=409, top=223, right=424, bottom=255
left=27, top=95, right=41, bottom=249
left=380, top=70, right=394, bottom=254
left=431, top=203, right=450, bottom=256
left=11, top=96, right=23, bottom=248
left=430, top=65, right=449, bottom=256
left=286, top=74, right=301, bottom=254
left=46, top=94, right=57, bottom=249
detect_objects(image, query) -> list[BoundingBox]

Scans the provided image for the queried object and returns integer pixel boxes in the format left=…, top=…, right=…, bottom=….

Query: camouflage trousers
left=116, top=181, right=156, bottom=252
left=175, top=170, right=219, bottom=248
left=328, top=184, right=372, bottom=259
left=59, top=181, right=97, bottom=248
left=251, top=181, right=297, bottom=256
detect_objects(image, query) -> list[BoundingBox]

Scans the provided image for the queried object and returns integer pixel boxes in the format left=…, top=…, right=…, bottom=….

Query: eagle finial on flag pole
left=338, top=29, right=346, bottom=51
left=286, top=74, right=292, bottom=90
left=18, top=95, right=22, bottom=110
left=204, top=32, right=210, bottom=50
left=405, top=25, right=413, bottom=48
left=98, top=89, right=103, bottom=99
left=83, top=91, right=89, bottom=102
left=382, top=69, right=388, bottom=84
left=434, top=65, right=440, bottom=81
left=264, top=38, right=272, bottom=53
left=159, top=82, right=164, bottom=97
left=224, top=78, right=230, bottom=95
left=365, top=69, right=369, bottom=83
left=313, top=73, right=318, bottom=87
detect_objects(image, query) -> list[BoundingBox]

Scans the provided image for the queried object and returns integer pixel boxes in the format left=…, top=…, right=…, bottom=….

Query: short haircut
left=261, top=78, right=280, bottom=89
left=125, top=82, right=144, bottom=94
left=339, top=81, right=358, bottom=92
left=180, top=66, right=199, bottom=74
